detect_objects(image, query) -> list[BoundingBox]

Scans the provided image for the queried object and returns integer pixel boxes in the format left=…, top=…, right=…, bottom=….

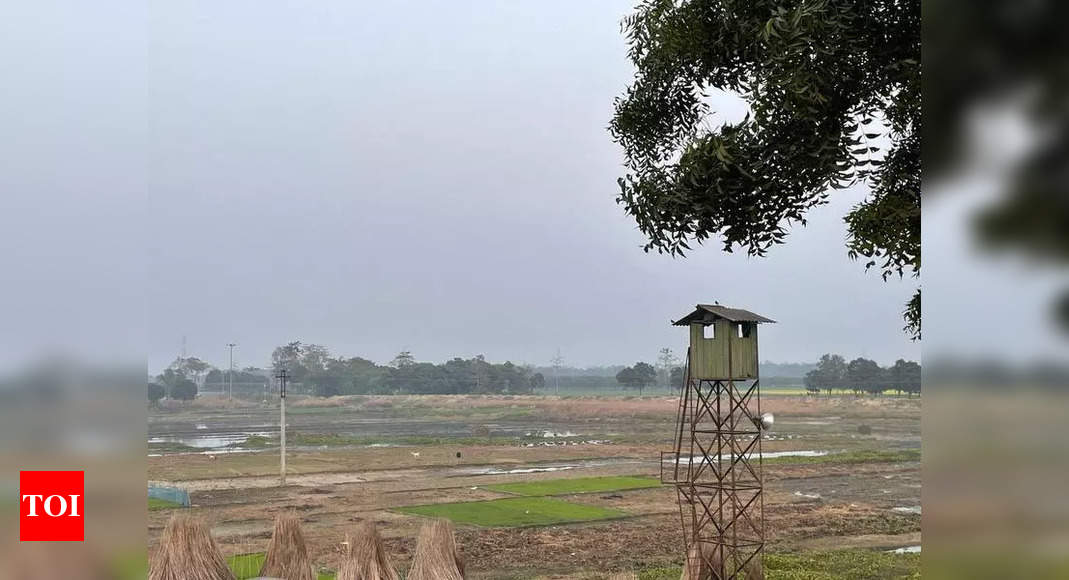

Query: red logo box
left=19, top=471, right=84, bottom=541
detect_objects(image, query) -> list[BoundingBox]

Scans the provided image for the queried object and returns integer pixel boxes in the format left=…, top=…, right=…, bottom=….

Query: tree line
left=148, top=345, right=920, bottom=403
left=149, top=345, right=545, bottom=403
left=268, top=342, right=543, bottom=397
left=803, top=354, right=921, bottom=396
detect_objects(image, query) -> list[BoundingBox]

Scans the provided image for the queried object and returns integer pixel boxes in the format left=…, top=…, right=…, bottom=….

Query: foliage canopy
left=610, top=0, right=920, bottom=337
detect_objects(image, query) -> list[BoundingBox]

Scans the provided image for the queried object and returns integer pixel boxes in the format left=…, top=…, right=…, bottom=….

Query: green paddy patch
left=148, top=497, right=184, bottom=511
left=228, top=552, right=334, bottom=580
left=487, top=475, right=661, bottom=497
left=637, top=548, right=920, bottom=579
left=395, top=496, right=627, bottom=527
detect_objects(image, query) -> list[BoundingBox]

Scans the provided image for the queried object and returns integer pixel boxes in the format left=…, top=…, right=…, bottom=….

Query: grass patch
left=637, top=548, right=920, bottom=579
left=395, top=496, right=627, bottom=527
left=764, top=449, right=920, bottom=466
left=228, top=553, right=265, bottom=579
left=228, top=552, right=334, bottom=580
left=239, top=434, right=273, bottom=448
left=487, top=475, right=661, bottom=497
left=148, top=497, right=184, bottom=511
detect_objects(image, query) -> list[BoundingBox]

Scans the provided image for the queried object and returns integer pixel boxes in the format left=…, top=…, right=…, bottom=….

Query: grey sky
left=141, top=0, right=920, bottom=372
left=0, top=2, right=919, bottom=373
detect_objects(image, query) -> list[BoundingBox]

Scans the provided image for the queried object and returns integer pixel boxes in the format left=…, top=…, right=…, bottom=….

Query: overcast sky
left=140, top=0, right=922, bottom=372
left=0, top=2, right=923, bottom=374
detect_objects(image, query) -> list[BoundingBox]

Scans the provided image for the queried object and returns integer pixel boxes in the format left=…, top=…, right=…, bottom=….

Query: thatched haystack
left=680, top=542, right=720, bottom=580
left=336, top=521, right=399, bottom=580
left=680, top=543, right=764, bottom=580
left=741, top=558, right=764, bottom=580
left=407, top=519, right=464, bottom=580
left=150, top=513, right=235, bottom=580
left=260, top=513, right=316, bottom=580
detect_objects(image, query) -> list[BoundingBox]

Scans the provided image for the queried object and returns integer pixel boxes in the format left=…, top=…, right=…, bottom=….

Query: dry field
left=148, top=394, right=921, bottom=578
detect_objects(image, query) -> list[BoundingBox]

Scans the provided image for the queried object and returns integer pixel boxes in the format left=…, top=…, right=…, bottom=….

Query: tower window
left=703, top=324, right=715, bottom=339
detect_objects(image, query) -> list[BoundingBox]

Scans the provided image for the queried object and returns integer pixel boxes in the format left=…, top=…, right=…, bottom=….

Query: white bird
left=410, top=451, right=420, bottom=457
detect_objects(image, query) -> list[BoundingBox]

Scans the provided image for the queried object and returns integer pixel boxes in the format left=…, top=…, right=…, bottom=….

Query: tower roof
left=672, top=304, right=776, bottom=326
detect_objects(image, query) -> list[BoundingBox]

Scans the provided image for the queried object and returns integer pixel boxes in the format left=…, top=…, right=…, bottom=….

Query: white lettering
left=21, top=494, right=43, bottom=516
left=68, top=495, right=80, bottom=517
left=43, top=495, right=68, bottom=517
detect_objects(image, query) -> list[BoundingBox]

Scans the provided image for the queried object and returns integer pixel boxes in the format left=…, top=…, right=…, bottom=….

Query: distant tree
left=157, top=368, right=182, bottom=390
left=170, top=378, right=197, bottom=401
left=657, top=348, right=678, bottom=391
left=301, top=344, right=332, bottom=374
left=616, top=362, right=657, bottom=396
left=812, top=354, right=846, bottom=395
left=148, top=382, right=165, bottom=405
left=632, top=362, right=657, bottom=395
left=530, top=372, right=546, bottom=391
left=169, top=356, right=211, bottom=384
left=888, top=358, right=921, bottom=397
left=391, top=350, right=416, bottom=368
left=271, top=341, right=307, bottom=381
left=310, top=372, right=344, bottom=397
left=803, top=372, right=821, bottom=396
left=846, top=357, right=883, bottom=395
left=670, top=366, right=685, bottom=390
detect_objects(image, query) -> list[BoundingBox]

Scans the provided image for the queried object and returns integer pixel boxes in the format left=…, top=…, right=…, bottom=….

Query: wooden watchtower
left=664, top=304, right=775, bottom=579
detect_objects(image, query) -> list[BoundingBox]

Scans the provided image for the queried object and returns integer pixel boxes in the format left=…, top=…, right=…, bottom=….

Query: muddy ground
left=148, top=394, right=920, bottom=578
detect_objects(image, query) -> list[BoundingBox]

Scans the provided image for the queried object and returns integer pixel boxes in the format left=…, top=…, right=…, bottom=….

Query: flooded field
left=148, top=394, right=921, bottom=578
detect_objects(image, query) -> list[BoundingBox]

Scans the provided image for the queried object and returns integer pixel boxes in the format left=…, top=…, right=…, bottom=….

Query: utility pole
left=551, top=348, right=564, bottom=396
left=275, top=368, right=288, bottom=486
left=226, top=343, right=237, bottom=401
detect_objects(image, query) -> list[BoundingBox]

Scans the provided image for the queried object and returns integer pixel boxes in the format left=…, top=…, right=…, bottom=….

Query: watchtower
left=674, top=304, right=771, bottom=380
left=664, top=303, right=775, bottom=580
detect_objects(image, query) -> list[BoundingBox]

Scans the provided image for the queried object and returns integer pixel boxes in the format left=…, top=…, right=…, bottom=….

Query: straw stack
left=336, top=522, right=399, bottom=580
left=150, top=513, right=235, bottom=580
left=679, top=542, right=719, bottom=580
left=680, top=544, right=764, bottom=580
left=742, top=558, right=765, bottom=580
left=407, top=519, right=464, bottom=580
left=260, top=513, right=316, bottom=580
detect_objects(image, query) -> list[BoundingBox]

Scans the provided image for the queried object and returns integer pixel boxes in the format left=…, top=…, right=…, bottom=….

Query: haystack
left=741, top=558, right=764, bottom=580
left=336, top=521, right=399, bottom=580
left=260, top=513, right=316, bottom=580
left=680, top=543, right=764, bottom=580
left=150, top=513, right=235, bottom=580
left=407, top=519, right=464, bottom=580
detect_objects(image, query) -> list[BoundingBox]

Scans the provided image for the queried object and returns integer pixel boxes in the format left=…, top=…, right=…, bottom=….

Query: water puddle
left=531, top=430, right=579, bottom=438
left=665, top=450, right=829, bottom=465
left=523, top=439, right=611, bottom=447
left=892, top=506, right=922, bottom=515
left=887, top=545, right=921, bottom=553
left=148, top=430, right=273, bottom=454
left=453, top=457, right=646, bottom=477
